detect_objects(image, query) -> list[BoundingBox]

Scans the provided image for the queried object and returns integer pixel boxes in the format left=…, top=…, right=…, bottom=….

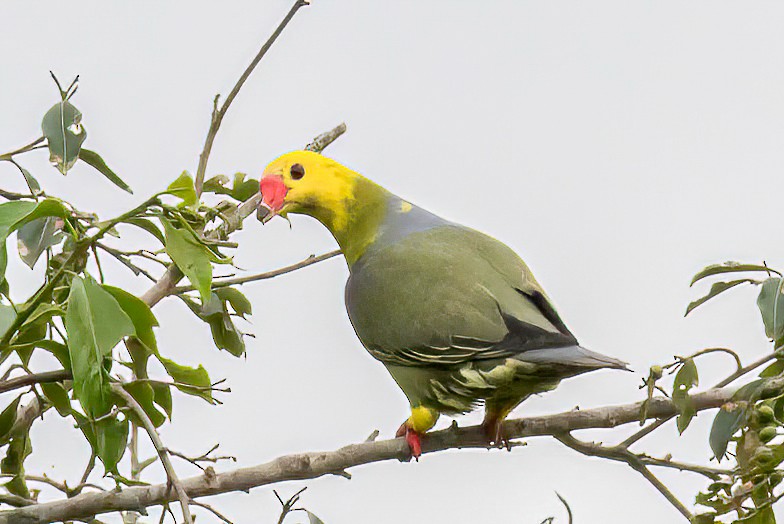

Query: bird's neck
left=310, top=175, right=391, bottom=267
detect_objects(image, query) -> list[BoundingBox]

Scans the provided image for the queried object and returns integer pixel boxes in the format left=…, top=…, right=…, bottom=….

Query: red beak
left=259, top=175, right=288, bottom=213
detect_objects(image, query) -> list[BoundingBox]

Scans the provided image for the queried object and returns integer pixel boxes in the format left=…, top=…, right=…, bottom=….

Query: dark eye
left=290, top=163, right=305, bottom=180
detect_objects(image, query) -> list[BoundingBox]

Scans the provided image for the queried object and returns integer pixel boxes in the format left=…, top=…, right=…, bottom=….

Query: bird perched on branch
left=259, top=151, right=627, bottom=458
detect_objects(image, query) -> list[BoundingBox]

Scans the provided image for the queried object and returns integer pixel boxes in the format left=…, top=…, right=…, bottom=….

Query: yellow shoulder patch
left=400, top=201, right=412, bottom=213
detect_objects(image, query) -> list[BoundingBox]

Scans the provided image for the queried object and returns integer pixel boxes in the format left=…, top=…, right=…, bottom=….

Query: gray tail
left=516, top=345, right=630, bottom=373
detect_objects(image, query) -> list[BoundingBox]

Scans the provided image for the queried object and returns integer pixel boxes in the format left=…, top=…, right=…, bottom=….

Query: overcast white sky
left=2, top=1, right=784, bottom=522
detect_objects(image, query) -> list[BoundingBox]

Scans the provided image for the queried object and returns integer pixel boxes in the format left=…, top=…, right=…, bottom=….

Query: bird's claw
left=482, top=420, right=512, bottom=451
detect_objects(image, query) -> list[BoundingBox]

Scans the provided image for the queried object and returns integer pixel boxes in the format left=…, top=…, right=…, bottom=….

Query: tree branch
left=194, top=0, right=311, bottom=195
left=555, top=433, right=694, bottom=520
left=112, top=384, right=193, bottom=524
left=2, top=379, right=774, bottom=523
left=0, top=370, right=70, bottom=395
left=173, top=250, right=342, bottom=293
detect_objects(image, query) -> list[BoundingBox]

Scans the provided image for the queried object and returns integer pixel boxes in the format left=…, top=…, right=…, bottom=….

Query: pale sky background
left=2, top=1, right=784, bottom=523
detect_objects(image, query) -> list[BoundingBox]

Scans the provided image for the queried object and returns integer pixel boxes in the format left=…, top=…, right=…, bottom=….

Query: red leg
left=396, top=422, right=423, bottom=460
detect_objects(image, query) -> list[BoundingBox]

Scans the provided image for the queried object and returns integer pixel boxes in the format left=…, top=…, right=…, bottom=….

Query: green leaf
left=122, top=382, right=165, bottom=428
left=122, top=217, right=165, bottom=245
left=691, top=262, right=778, bottom=286
left=0, top=305, right=16, bottom=340
left=164, top=172, right=198, bottom=207
left=151, top=382, right=173, bottom=420
left=102, top=285, right=158, bottom=352
left=103, top=285, right=158, bottom=377
left=72, top=412, right=96, bottom=450
left=230, top=173, right=260, bottom=201
left=162, top=219, right=214, bottom=304
left=14, top=303, right=64, bottom=343
left=95, top=417, right=129, bottom=474
left=10, top=340, right=70, bottom=370
left=0, top=198, right=70, bottom=284
left=758, top=278, right=784, bottom=341
left=0, top=200, right=38, bottom=282
left=78, top=149, right=133, bottom=194
left=686, top=279, right=759, bottom=316
left=155, top=353, right=214, bottom=404
left=734, top=379, right=770, bottom=402
left=306, top=511, right=325, bottom=524
left=2, top=433, right=31, bottom=498
left=203, top=173, right=258, bottom=202
left=710, top=402, right=746, bottom=461
left=9, top=163, right=40, bottom=194
left=20, top=198, right=70, bottom=225
left=41, top=100, right=87, bottom=174
left=65, top=276, right=135, bottom=418
left=761, top=359, right=784, bottom=378
left=202, top=175, right=230, bottom=193
left=215, top=287, right=252, bottom=318
left=40, top=382, right=71, bottom=417
left=0, top=397, right=21, bottom=444
left=733, top=506, right=776, bottom=524
left=17, top=216, right=63, bottom=269
left=673, top=358, right=699, bottom=434
left=185, top=294, right=245, bottom=357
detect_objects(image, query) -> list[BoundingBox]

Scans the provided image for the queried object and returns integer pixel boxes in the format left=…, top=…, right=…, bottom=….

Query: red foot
left=396, top=423, right=422, bottom=460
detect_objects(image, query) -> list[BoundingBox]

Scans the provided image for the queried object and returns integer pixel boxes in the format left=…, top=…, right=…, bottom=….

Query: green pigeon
left=260, top=151, right=627, bottom=457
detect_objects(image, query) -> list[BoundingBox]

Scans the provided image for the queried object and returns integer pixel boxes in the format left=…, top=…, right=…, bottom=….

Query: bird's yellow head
left=259, top=151, right=391, bottom=264
left=259, top=151, right=359, bottom=229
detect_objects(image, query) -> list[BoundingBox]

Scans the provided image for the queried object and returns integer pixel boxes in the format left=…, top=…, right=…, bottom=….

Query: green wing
left=345, top=225, right=577, bottom=367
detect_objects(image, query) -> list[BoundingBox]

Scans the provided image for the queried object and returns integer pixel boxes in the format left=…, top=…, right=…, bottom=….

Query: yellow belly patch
left=408, top=406, right=439, bottom=433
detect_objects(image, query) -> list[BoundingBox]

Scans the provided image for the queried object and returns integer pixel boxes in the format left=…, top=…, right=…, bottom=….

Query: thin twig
left=173, top=250, right=341, bottom=293
left=555, top=492, right=573, bottom=524
left=636, top=454, right=731, bottom=480
left=70, top=454, right=100, bottom=497
left=275, top=487, right=307, bottom=524
left=112, top=384, right=193, bottom=524
left=190, top=499, right=234, bottom=524
left=166, top=444, right=236, bottom=471
left=0, top=189, right=36, bottom=201
left=715, top=346, right=784, bottom=388
left=0, top=471, right=105, bottom=499
left=555, top=433, right=693, bottom=521
left=194, top=0, right=311, bottom=195
left=0, top=137, right=45, bottom=161
left=684, top=347, right=743, bottom=372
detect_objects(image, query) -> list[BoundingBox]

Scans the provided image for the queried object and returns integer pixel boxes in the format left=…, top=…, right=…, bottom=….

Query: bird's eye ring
left=290, top=163, right=305, bottom=180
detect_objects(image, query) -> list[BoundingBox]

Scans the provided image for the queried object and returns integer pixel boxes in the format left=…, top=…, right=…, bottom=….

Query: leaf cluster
left=679, top=262, right=784, bottom=523
left=0, top=76, right=261, bottom=498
